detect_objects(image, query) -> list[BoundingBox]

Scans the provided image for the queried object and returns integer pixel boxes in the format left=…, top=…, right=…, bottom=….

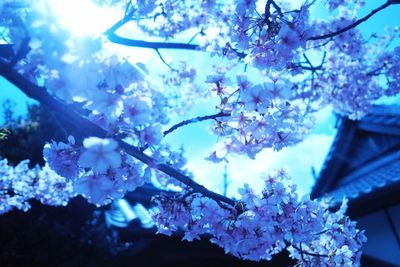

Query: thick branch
left=104, top=17, right=199, bottom=50
left=9, top=37, right=31, bottom=67
left=0, top=44, right=14, bottom=60
left=0, top=62, right=235, bottom=207
left=163, top=112, right=230, bottom=136
left=107, top=34, right=199, bottom=50
left=308, top=0, right=395, bottom=41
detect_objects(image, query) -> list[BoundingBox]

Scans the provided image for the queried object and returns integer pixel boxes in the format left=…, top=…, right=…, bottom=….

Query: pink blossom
left=74, top=174, right=116, bottom=205
left=123, top=97, right=151, bottom=126
left=79, top=137, right=121, bottom=174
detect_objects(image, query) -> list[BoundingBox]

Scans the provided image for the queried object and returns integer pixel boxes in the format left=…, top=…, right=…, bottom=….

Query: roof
left=311, top=105, right=400, bottom=210
left=104, top=184, right=163, bottom=231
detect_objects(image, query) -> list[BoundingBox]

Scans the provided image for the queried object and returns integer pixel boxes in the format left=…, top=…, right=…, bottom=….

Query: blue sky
left=0, top=0, right=399, bottom=198
left=0, top=77, right=37, bottom=124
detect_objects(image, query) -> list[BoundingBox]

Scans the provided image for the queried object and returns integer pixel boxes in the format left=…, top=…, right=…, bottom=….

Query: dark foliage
left=0, top=101, right=67, bottom=167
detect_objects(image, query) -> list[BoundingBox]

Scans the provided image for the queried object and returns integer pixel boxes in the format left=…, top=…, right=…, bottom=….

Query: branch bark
left=0, top=62, right=236, bottom=208
left=163, top=112, right=230, bottom=136
left=0, top=44, right=15, bottom=60
left=104, top=17, right=199, bottom=50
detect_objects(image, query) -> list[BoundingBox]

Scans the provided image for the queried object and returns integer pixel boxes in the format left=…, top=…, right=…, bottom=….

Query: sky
left=0, top=77, right=37, bottom=124
left=0, top=0, right=399, bottom=198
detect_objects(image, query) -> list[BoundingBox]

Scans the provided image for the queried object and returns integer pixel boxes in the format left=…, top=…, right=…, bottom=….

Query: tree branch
left=187, top=29, right=205, bottom=44
left=163, top=112, right=231, bottom=136
left=106, top=34, right=200, bottom=50
left=104, top=17, right=199, bottom=50
left=270, top=0, right=284, bottom=17
left=295, top=52, right=326, bottom=72
left=0, top=44, right=15, bottom=60
left=292, top=244, right=329, bottom=258
left=308, top=0, right=396, bottom=41
left=0, top=62, right=236, bottom=208
left=8, top=37, right=31, bottom=67
left=154, top=48, right=175, bottom=70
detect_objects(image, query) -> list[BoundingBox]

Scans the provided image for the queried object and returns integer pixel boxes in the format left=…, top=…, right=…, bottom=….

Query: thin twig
left=222, top=163, right=230, bottom=197
left=308, top=1, right=395, bottom=41
left=307, top=38, right=333, bottom=50
left=187, top=29, right=205, bottom=44
left=163, top=112, right=230, bottom=136
left=292, top=244, right=329, bottom=258
left=296, top=51, right=326, bottom=72
left=299, top=242, right=305, bottom=262
left=271, top=0, right=284, bottom=17
left=154, top=48, right=175, bottom=70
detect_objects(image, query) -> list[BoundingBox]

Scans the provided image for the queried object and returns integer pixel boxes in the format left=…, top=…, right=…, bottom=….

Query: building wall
left=357, top=204, right=400, bottom=266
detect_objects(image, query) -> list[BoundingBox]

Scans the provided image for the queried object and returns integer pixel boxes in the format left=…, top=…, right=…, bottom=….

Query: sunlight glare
left=46, top=0, right=120, bottom=36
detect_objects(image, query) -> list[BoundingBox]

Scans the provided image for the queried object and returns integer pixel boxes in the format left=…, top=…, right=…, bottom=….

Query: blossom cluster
left=133, top=0, right=220, bottom=38
left=0, top=159, right=74, bottom=215
left=326, top=0, right=365, bottom=12
left=153, top=170, right=367, bottom=265
left=205, top=73, right=312, bottom=160
left=42, top=136, right=193, bottom=205
left=230, top=1, right=313, bottom=71
left=43, top=136, right=150, bottom=205
left=379, top=46, right=400, bottom=96
left=304, top=20, right=400, bottom=119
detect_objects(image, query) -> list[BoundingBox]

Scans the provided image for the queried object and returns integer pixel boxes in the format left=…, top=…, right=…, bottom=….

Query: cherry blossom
left=79, top=137, right=121, bottom=174
left=1, top=0, right=399, bottom=265
left=122, top=97, right=152, bottom=126
left=153, top=171, right=366, bottom=265
left=74, top=173, right=117, bottom=205
left=139, top=124, right=163, bottom=146
left=43, top=136, right=80, bottom=180
left=0, top=159, right=74, bottom=214
left=241, top=84, right=271, bottom=113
